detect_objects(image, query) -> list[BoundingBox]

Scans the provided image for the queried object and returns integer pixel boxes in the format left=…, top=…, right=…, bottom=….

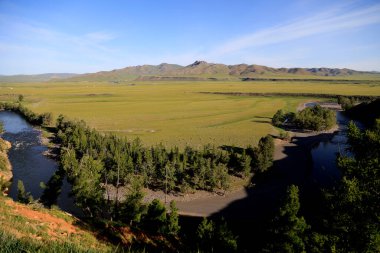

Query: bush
left=295, top=105, right=335, bottom=131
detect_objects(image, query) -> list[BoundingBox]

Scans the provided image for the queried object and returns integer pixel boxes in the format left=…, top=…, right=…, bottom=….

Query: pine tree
left=17, top=180, right=33, bottom=204
left=166, top=201, right=180, bottom=236
left=265, top=185, right=309, bottom=252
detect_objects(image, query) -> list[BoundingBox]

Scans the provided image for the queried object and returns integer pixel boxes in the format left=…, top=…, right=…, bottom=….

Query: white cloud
left=210, top=3, right=380, bottom=57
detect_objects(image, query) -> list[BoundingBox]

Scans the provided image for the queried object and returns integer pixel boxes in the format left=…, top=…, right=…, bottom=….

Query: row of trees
left=272, top=104, right=336, bottom=131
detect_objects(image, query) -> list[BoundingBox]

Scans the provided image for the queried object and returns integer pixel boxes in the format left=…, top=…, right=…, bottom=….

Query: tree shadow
left=219, top=145, right=245, bottom=154
left=209, top=131, right=337, bottom=250
left=251, top=120, right=270, bottom=124
left=253, top=116, right=273, bottom=120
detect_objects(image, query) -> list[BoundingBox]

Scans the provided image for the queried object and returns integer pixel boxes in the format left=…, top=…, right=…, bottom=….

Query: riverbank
left=0, top=137, right=12, bottom=188
left=174, top=104, right=342, bottom=217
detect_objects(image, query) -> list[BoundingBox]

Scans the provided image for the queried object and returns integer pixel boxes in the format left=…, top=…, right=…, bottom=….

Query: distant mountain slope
left=68, top=61, right=379, bottom=81
left=1, top=61, right=379, bottom=82
left=0, top=73, right=78, bottom=82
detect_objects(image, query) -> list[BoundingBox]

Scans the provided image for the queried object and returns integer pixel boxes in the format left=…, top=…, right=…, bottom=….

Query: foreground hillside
left=0, top=196, right=116, bottom=253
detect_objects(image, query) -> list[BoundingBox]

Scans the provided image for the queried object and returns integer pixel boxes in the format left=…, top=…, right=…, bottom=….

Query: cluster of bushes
left=272, top=105, right=336, bottom=131
left=337, top=96, right=357, bottom=110
left=0, top=102, right=52, bottom=126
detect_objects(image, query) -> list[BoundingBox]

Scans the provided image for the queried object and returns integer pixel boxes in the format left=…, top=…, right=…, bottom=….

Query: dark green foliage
left=196, top=217, right=238, bottom=252
left=294, top=105, right=336, bottom=131
left=18, top=94, right=24, bottom=102
left=166, top=201, right=180, bottom=236
left=265, top=185, right=309, bottom=253
left=253, top=135, right=274, bottom=172
left=17, top=180, right=33, bottom=204
left=324, top=120, right=380, bottom=252
left=40, top=168, right=65, bottom=207
left=40, top=112, right=53, bottom=126
left=337, top=96, right=356, bottom=111
left=272, top=109, right=295, bottom=127
left=143, top=199, right=167, bottom=234
left=73, top=155, right=105, bottom=217
left=121, top=177, right=147, bottom=225
left=272, top=105, right=336, bottom=131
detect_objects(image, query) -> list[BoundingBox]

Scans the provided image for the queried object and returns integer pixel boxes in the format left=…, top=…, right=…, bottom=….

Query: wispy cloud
left=0, top=14, right=119, bottom=73
left=210, top=3, right=380, bottom=57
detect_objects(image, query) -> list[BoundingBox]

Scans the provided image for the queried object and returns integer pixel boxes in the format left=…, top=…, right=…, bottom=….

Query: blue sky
left=0, top=0, right=379, bottom=74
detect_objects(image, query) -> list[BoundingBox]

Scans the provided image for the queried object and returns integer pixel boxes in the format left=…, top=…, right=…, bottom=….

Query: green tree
left=196, top=217, right=238, bottom=252
left=71, top=155, right=104, bottom=217
left=265, top=185, right=309, bottom=252
left=196, top=218, right=215, bottom=251
left=40, top=112, right=53, bottom=126
left=17, top=180, right=33, bottom=204
left=166, top=201, right=180, bottom=236
left=121, top=177, right=147, bottom=226
left=272, top=109, right=285, bottom=126
left=294, top=105, right=335, bottom=131
left=325, top=119, right=380, bottom=252
left=253, top=135, right=274, bottom=173
left=337, top=96, right=355, bottom=111
left=143, top=199, right=167, bottom=234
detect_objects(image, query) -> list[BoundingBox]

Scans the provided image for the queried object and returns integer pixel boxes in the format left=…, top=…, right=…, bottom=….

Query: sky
left=0, top=0, right=379, bottom=74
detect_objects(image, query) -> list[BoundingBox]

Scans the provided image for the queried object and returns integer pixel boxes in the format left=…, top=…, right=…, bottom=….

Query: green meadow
left=1, top=80, right=379, bottom=148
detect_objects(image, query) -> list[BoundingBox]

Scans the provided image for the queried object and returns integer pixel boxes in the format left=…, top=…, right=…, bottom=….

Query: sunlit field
left=1, top=80, right=379, bottom=148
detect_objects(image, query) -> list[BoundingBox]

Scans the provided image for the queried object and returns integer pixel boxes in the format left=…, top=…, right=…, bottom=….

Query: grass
left=0, top=195, right=116, bottom=253
left=0, top=79, right=379, bottom=148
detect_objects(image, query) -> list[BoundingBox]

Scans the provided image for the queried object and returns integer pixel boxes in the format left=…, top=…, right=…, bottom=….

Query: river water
left=310, top=111, right=351, bottom=187
left=0, top=109, right=354, bottom=216
left=0, top=111, right=78, bottom=214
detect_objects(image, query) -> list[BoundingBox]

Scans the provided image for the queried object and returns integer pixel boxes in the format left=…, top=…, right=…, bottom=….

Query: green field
left=1, top=80, right=379, bottom=148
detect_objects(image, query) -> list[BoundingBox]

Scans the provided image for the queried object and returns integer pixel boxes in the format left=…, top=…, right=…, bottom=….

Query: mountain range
left=1, top=61, right=379, bottom=82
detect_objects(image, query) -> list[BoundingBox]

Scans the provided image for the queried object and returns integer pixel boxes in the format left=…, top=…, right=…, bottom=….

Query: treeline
left=57, top=114, right=274, bottom=195
left=0, top=102, right=52, bottom=126
left=272, top=104, right=336, bottom=131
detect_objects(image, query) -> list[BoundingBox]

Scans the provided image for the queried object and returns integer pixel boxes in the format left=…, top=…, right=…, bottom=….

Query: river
left=0, top=111, right=78, bottom=215
left=0, top=109, right=354, bottom=218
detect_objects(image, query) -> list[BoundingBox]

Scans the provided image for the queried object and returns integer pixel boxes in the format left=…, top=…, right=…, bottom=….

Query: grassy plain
left=0, top=80, right=379, bottom=148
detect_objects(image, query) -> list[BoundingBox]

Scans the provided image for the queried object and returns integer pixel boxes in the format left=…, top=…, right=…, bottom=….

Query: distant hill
left=0, top=73, right=78, bottom=82
left=1, top=61, right=379, bottom=82
left=68, top=61, right=380, bottom=82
